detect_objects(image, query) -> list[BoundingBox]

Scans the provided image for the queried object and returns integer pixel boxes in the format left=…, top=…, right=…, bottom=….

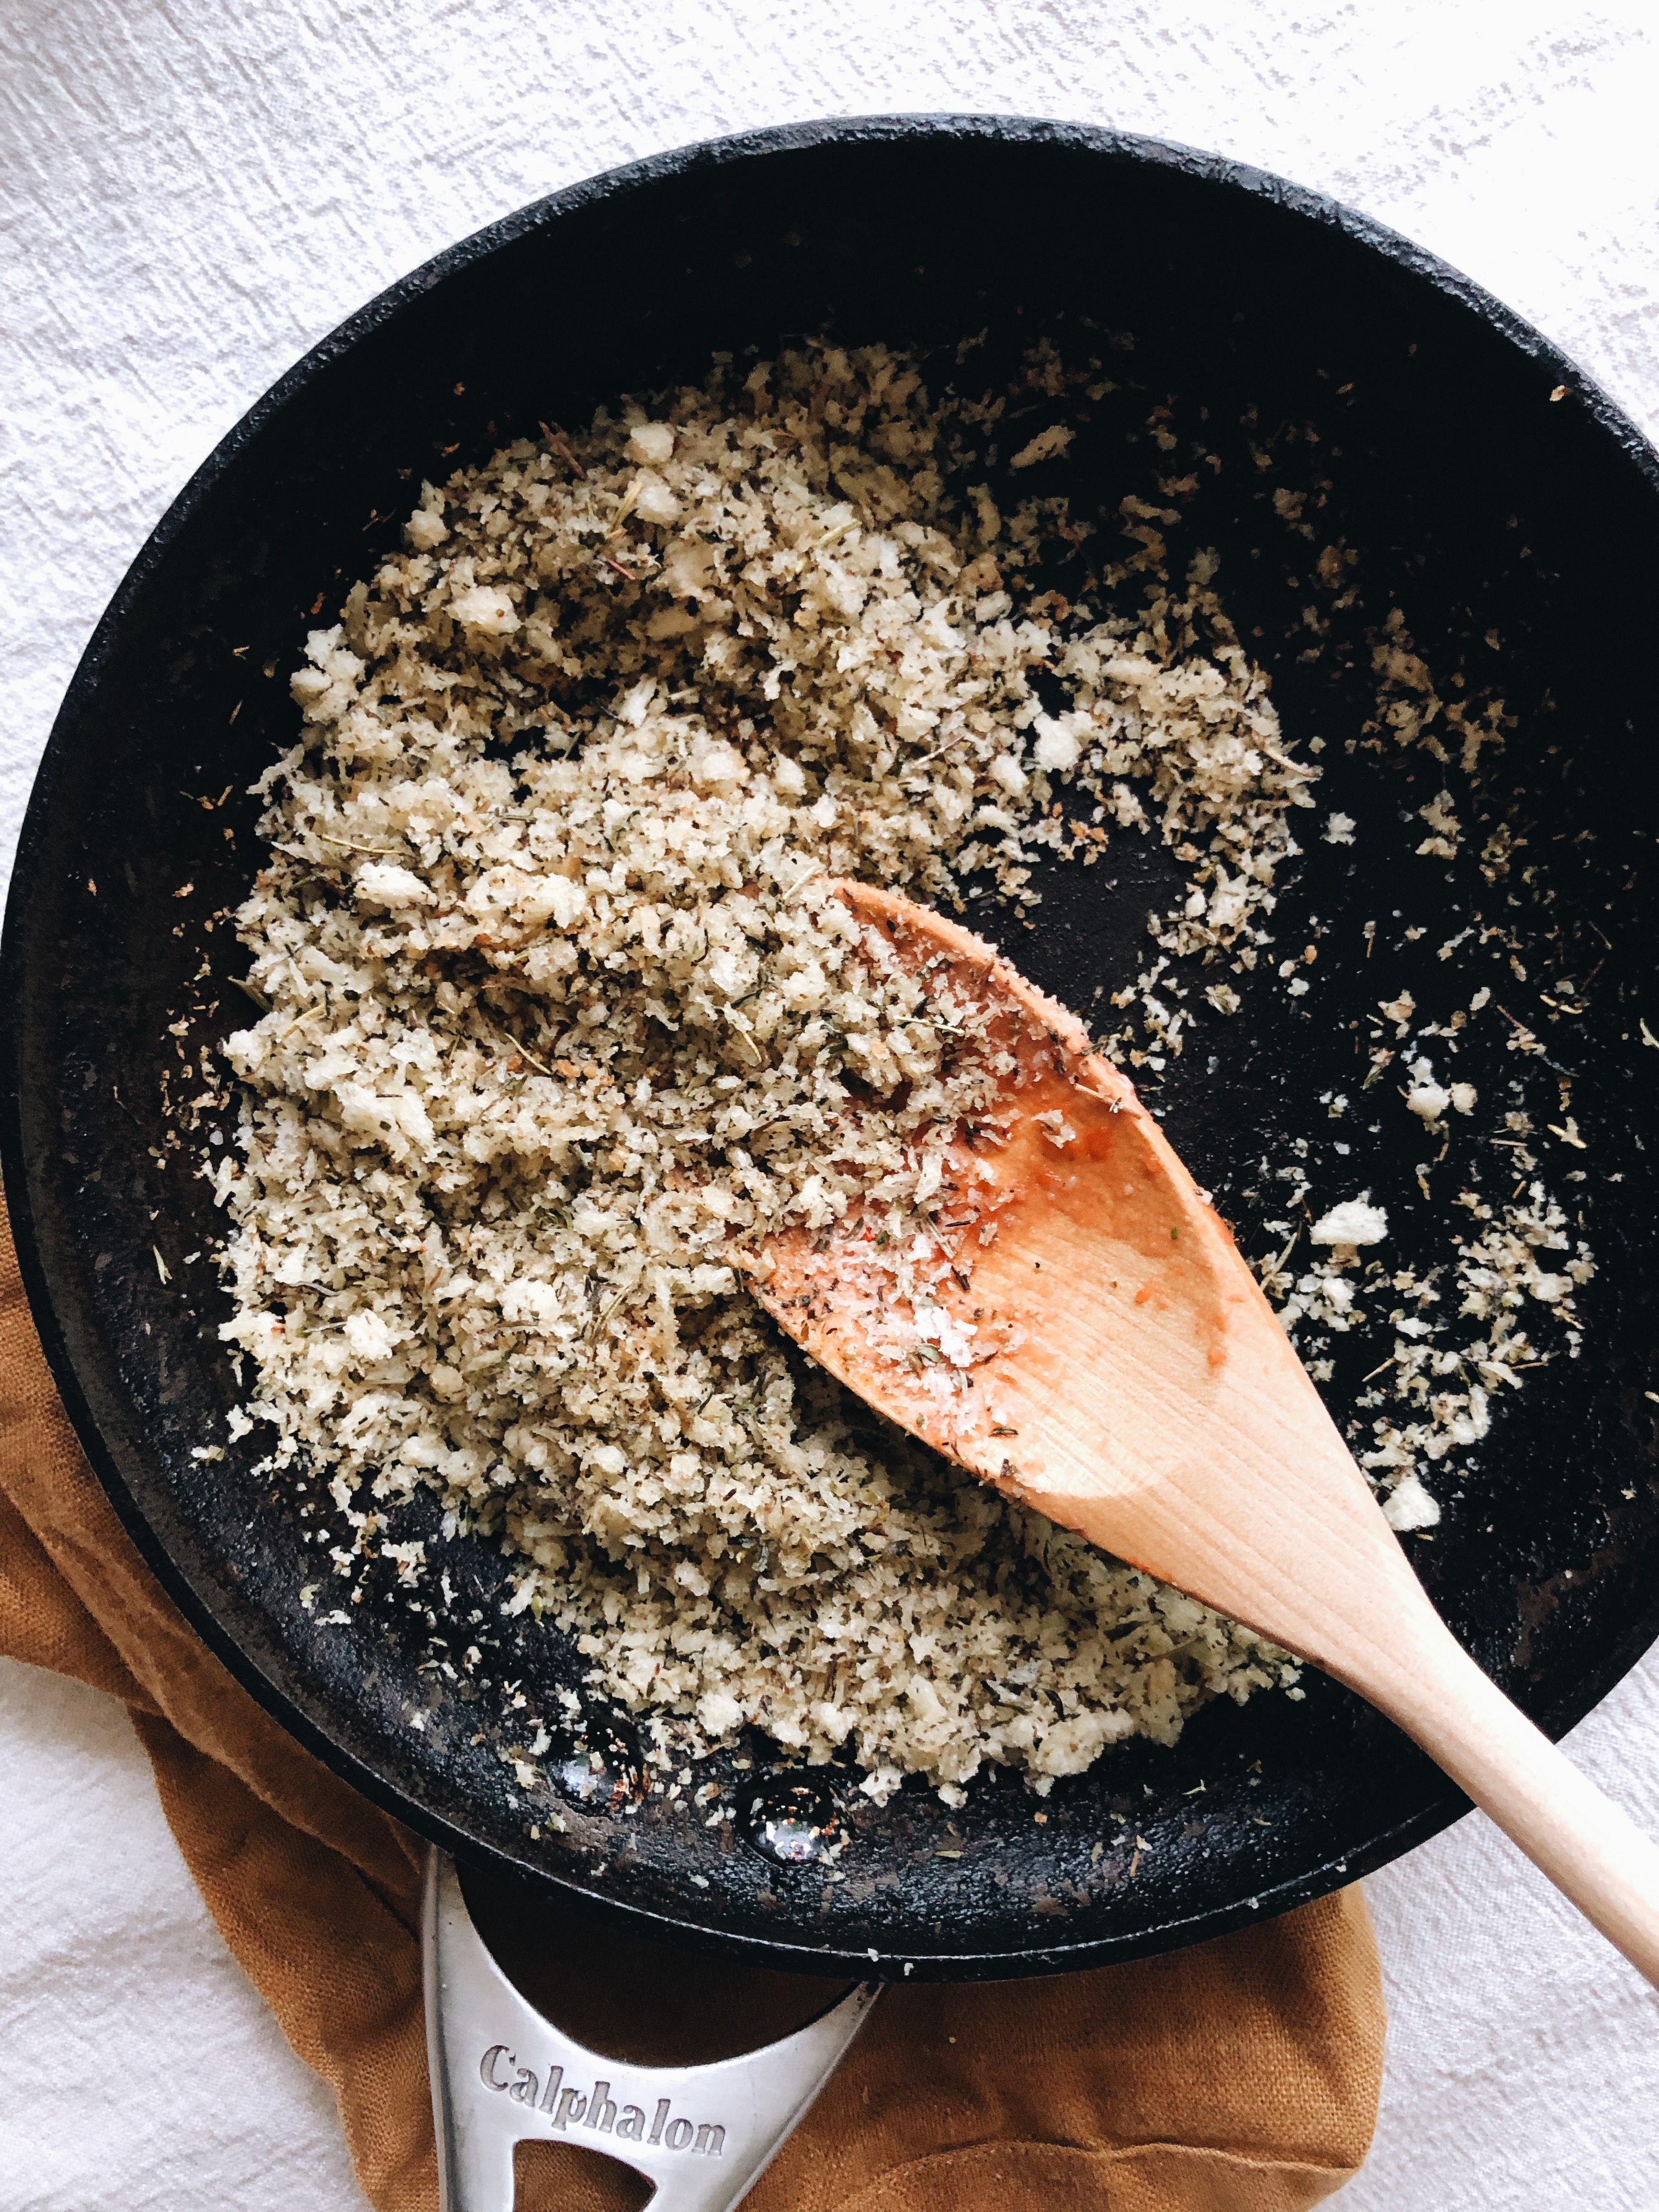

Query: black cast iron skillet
left=8, top=116, right=1659, bottom=1981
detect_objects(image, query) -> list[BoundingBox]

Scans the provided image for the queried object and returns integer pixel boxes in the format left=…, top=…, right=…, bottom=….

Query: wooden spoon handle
left=1339, top=1602, right=1659, bottom=1988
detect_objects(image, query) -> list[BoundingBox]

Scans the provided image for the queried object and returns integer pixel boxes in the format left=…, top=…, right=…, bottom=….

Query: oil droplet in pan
left=744, top=1773, right=845, bottom=1865
left=548, top=1719, right=648, bottom=1813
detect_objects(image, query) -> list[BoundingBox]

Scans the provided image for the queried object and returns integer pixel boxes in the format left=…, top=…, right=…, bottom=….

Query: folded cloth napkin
left=0, top=1190, right=1384, bottom=2211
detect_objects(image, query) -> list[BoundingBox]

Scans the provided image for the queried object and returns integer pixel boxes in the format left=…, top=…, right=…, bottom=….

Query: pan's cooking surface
left=8, top=117, right=1659, bottom=1977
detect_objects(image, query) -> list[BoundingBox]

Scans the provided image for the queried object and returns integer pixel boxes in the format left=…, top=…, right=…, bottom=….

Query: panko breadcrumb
left=213, top=341, right=1311, bottom=1800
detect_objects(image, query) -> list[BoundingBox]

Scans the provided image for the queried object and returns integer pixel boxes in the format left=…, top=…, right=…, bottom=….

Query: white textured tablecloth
left=5, top=4, right=1659, bottom=2204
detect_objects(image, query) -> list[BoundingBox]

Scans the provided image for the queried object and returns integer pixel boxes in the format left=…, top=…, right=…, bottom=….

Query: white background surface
left=4, top=3, right=1659, bottom=2204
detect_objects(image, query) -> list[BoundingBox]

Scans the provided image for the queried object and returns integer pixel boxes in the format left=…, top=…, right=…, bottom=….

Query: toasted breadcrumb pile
left=215, top=343, right=1309, bottom=1801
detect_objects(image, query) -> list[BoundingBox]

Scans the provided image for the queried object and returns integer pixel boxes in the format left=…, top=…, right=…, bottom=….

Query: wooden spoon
left=752, top=881, right=1659, bottom=1985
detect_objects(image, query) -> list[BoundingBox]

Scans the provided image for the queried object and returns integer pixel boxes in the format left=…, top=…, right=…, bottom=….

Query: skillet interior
left=8, top=116, right=1659, bottom=1979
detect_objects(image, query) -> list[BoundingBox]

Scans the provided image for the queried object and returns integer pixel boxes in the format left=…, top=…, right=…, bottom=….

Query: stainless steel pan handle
left=422, top=1849, right=881, bottom=2212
